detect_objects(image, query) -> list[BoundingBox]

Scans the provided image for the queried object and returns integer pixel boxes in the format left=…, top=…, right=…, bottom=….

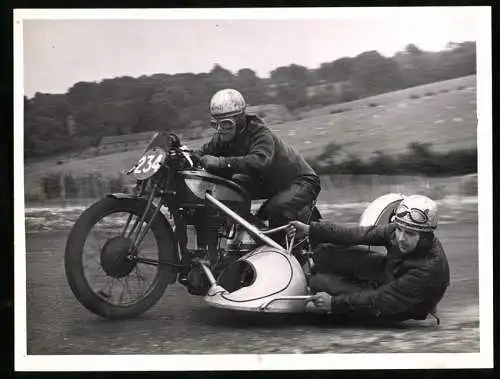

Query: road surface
left=24, top=199, right=480, bottom=355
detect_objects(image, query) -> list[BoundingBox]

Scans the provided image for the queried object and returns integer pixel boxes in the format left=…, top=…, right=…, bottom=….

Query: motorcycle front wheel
left=64, top=197, right=177, bottom=319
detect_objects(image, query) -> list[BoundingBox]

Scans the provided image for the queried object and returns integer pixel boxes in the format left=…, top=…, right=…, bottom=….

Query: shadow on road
left=188, top=307, right=437, bottom=331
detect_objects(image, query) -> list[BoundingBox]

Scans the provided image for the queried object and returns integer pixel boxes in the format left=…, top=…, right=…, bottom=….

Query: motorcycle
left=64, top=131, right=404, bottom=319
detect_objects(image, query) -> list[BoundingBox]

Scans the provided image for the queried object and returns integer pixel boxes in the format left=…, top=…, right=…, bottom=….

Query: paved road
left=25, top=216, right=479, bottom=355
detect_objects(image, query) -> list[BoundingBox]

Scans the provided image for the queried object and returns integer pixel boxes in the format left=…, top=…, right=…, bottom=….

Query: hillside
left=24, top=75, right=477, bottom=196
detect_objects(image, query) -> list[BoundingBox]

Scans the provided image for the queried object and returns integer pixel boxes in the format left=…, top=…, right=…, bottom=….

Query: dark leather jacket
left=200, top=115, right=318, bottom=195
left=309, top=222, right=450, bottom=322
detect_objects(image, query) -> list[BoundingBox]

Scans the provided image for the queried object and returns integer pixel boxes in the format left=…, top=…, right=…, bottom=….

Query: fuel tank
left=176, top=170, right=251, bottom=211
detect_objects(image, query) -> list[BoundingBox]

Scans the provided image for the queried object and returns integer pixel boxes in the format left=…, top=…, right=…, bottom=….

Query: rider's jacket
left=309, top=222, right=450, bottom=322
left=200, top=114, right=318, bottom=195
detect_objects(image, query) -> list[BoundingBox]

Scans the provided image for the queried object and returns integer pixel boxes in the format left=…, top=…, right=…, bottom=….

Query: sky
left=19, top=8, right=483, bottom=97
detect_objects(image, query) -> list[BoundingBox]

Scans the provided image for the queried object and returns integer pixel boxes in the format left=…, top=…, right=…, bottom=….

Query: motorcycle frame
left=121, top=166, right=296, bottom=270
left=120, top=146, right=316, bottom=311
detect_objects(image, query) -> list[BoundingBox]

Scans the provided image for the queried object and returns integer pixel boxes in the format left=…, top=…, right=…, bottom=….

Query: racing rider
left=198, top=88, right=321, bottom=227
left=288, top=195, right=450, bottom=324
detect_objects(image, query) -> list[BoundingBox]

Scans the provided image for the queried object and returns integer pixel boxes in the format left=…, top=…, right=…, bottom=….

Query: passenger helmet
left=209, top=89, right=246, bottom=118
left=394, top=195, right=438, bottom=232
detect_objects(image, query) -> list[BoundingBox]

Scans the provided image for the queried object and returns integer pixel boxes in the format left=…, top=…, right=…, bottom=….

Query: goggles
left=210, top=117, right=237, bottom=130
left=395, top=204, right=429, bottom=225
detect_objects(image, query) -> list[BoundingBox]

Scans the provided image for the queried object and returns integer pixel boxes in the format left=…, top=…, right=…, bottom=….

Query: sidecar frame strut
left=205, top=192, right=285, bottom=252
left=258, top=295, right=313, bottom=312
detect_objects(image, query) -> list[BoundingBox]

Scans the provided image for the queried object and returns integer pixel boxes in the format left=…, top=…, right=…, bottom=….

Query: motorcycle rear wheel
left=64, top=197, right=177, bottom=319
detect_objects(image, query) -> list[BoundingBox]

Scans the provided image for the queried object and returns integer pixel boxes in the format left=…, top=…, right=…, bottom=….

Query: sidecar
left=205, top=245, right=311, bottom=313
left=203, top=192, right=405, bottom=313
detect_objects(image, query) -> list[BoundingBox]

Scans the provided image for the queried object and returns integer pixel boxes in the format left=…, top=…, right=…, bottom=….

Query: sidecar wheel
left=64, top=197, right=178, bottom=319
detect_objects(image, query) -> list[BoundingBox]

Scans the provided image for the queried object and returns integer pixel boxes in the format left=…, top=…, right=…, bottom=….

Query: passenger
left=288, top=195, right=450, bottom=324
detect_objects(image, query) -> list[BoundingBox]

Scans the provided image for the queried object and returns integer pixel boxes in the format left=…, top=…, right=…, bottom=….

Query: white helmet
left=394, top=195, right=438, bottom=232
left=209, top=89, right=246, bottom=117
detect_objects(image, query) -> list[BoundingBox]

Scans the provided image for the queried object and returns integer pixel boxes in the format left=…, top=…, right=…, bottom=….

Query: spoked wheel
left=64, top=197, right=178, bottom=319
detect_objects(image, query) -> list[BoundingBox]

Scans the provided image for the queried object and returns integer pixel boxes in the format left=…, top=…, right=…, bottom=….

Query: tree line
left=24, top=41, right=476, bottom=158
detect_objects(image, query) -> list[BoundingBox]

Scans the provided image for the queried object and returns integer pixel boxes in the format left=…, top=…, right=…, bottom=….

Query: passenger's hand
left=199, top=155, right=225, bottom=171
left=309, top=292, right=332, bottom=313
left=286, top=220, right=310, bottom=241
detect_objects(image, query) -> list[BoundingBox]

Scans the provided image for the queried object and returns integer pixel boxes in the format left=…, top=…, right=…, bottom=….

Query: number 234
left=133, top=153, right=164, bottom=175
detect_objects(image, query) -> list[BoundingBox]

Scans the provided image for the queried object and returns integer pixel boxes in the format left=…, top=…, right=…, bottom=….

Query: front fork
left=118, top=179, right=186, bottom=271
left=123, top=181, right=162, bottom=256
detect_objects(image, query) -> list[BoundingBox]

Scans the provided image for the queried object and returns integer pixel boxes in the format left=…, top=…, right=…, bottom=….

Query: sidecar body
left=356, top=192, right=404, bottom=254
left=205, top=245, right=310, bottom=313
left=204, top=192, right=405, bottom=313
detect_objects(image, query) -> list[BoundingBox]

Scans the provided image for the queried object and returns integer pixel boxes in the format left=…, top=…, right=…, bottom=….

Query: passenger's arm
left=309, top=222, right=393, bottom=247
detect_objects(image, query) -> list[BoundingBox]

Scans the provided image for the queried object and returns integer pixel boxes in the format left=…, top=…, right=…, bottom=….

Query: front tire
left=64, top=197, right=178, bottom=319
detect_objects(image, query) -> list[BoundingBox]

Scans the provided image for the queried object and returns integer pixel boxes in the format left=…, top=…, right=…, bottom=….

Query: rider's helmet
left=394, top=195, right=438, bottom=232
left=209, top=89, right=246, bottom=118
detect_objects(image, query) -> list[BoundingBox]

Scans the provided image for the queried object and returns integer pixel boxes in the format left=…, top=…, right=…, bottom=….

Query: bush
left=337, top=154, right=364, bottom=174
left=425, top=91, right=437, bottom=97
left=311, top=142, right=477, bottom=176
left=63, top=174, right=79, bottom=197
left=316, top=142, right=342, bottom=162
left=330, top=107, right=352, bottom=115
left=409, top=94, right=420, bottom=99
left=330, top=108, right=345, bottom=115
left=368, top=151, right=402, bottom=175
left=369, top=103, right=378, bottom=107
left=109, top=175, right=127, bottom=193
left=38, top=172, right=131, bottom=200
left=40, top=173, right=62, bottom=199
left=461, top=175, right=478, bottom=196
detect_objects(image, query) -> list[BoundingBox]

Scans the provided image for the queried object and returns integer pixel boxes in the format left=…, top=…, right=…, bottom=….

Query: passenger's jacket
left=200, top=115, right=318, bottom=195
left=309, top=222, right=450, bottom=322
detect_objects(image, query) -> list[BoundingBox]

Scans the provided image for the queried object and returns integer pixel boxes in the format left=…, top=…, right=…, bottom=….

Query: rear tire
left=64, top=197, right=178, bottom=319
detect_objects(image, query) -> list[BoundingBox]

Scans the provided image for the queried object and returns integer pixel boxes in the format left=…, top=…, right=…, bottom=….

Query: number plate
left=131, top=147, right=166, bottom=180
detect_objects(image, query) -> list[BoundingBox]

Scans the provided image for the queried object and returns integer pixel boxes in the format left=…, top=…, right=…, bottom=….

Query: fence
left=27, top=172, right=134, bottom=202
left=27, top=171, right=477, bottom=205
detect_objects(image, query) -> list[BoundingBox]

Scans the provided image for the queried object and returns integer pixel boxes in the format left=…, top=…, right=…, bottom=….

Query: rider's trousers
left=232, top=173, right=321, bottom=227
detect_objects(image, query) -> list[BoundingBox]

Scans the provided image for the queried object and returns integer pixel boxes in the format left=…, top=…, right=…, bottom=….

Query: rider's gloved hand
left=199, top=155, right=226, bottom=171
left=189, top=150, right=203, bottom=167
left=287, top=220, right=310, bottom=241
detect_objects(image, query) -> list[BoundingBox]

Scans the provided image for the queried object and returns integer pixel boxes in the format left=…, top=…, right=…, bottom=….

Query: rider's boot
left=178, top=257, right=191, bottom=286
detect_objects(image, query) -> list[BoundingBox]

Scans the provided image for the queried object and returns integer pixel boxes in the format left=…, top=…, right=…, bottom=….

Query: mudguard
left=107, top=192, right=141, bottom=200
left=205, top=245, right=310, bottom=313
left=357, top=193, right=404, bottom=254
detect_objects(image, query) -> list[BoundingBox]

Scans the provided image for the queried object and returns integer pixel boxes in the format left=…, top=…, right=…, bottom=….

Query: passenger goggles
left=395, top=204, right=429, bottom=224
left=210, top=117, right=236, bottom=130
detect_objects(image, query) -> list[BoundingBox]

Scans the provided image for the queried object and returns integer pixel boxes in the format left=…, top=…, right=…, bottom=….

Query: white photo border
left=14, top=6, right=493, bottom=371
